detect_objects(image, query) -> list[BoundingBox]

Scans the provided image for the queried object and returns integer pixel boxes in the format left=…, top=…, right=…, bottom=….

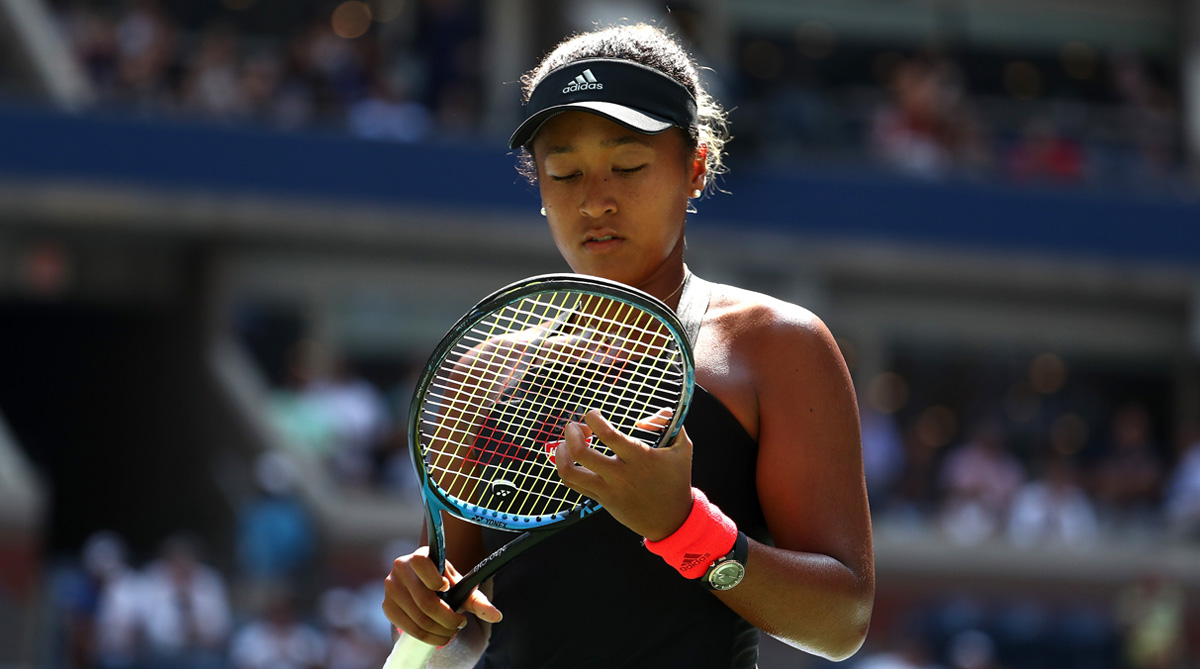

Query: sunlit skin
left=384, top=111, right=875, bottom=662
left=535, top=111, right=703, bottom=301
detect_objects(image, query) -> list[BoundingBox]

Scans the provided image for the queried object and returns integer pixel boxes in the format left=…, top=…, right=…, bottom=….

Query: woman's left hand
left=554, top=408, right=695, bottom=541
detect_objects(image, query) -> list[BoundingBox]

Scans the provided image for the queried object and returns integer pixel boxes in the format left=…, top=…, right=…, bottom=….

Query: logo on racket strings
left=490, top=479, right=518, bottom=501
left=544, top=434, right=597, bottom=464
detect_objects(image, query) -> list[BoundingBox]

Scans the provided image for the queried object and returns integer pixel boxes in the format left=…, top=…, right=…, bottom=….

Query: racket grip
left=382, top=632, right=437, bottom=669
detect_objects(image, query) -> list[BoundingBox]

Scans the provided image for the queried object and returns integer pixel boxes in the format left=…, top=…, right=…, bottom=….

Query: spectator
left=347, top=77, right=432, bottom=143
left=180, top=23, right=247, bottom=120
left=1004, top=117, right=1087, bottom=185
left=320, top=587, right=388, bottom=669
left=1007, top=455, right=1099, bottom=549
left=90, top=534, right=145, bottom=669
left=137, top=533, right=232, bottom=668
left=870, top=56, right=989, bottom=179
left=1164, top=422, right=1200, bottom=540
left=229, top=586, right=326, bottom=669
left=58, top=2, right=120, bottom=97
left=305, top=354, right=392, bottom=486
left=938, top=422, right=1026, bottom=545
left=267, top=340, right=338, bottom=461
left=1092, top=403, right=1167, bottom=534
left=112, top=0, right=175, bottom=112
left=861, top=403, right=906, bottom=512
left=1110, top=50, right=1181, bottom=184
left=238, top=48, right=284, bottom=124
left=51, top=531, right=138, bottom=669
left=236, top=451, right=316, bottom=584
left=887, top=424, right=944, bottom=525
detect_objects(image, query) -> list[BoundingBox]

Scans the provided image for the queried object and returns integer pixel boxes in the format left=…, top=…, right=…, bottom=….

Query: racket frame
left=408, top=273, right=695, bottom=585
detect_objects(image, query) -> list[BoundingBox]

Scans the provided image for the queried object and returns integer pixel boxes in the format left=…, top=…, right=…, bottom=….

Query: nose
left=579, top=176, right=617, bottom=219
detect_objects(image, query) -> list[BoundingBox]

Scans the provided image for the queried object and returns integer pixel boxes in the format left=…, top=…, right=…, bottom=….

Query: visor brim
left=508, top=101, right=675, bottom=150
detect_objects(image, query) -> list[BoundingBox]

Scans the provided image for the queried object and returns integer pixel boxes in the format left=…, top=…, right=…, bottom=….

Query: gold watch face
left=708, top=560, right=745, bottom=590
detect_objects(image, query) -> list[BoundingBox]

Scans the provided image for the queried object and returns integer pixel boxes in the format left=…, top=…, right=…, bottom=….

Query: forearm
left=715, top=539, right=873, bottom=661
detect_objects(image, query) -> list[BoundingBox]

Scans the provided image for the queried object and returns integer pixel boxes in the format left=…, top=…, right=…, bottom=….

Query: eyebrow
left=544, top=135, right=653, bottom=156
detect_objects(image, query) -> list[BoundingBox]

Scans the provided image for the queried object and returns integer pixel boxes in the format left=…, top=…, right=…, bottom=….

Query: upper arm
left=751, top=307, right=873, bottom=579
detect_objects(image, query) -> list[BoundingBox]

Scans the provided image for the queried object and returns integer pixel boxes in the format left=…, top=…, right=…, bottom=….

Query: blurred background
left=0, top=0, right=1198, bottom=667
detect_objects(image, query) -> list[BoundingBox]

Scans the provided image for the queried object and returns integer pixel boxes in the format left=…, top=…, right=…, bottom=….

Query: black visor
left=508, top=58, right=698, bottom=150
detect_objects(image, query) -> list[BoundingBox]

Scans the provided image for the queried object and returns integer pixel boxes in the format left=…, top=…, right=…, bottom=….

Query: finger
left=407, top=577, right=467, bottom=634
left=397, top=552, right=467, bottom=629
left=582, top=409, right=648, bottom=461
left=382, top=593, right=457, bottom=646
left=560, top=421, right=614, bottom=471
left=383, top=565, right=462, bottom=643
left=555, top=425, right=605, bottom=495
left=462, top=587, right=504, bottom=624
left=664, top=425, right=693, bottom=456
left=634, top=407, right=674, bottom=432
left=409, top=548, right=451, bottom=592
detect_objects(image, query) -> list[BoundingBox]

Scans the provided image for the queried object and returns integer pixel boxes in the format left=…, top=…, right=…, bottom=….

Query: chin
left=572, top=264, right=639, bottom=287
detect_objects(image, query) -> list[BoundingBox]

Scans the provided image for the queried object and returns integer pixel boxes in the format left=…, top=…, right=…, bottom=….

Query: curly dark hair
left=515, top=23, right=729, bottom=195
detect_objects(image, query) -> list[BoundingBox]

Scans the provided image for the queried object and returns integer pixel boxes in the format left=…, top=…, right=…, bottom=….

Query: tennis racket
left=383, top=273, right=697, bottom=669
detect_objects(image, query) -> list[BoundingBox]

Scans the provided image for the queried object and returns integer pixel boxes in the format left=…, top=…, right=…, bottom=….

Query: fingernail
left=458, top=619, right=468, bottom=629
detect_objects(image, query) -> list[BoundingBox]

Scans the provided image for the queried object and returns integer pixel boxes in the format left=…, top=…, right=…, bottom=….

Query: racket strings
left=426, top=296, right=681, bottom=460
left=422, top=297, right=683, bottom=414
left=501, top=294, right=650, bottom=517
left=456, top=300, right=682, bottom=359
left=447, top=292, right=630, bottom=513
left=448, top=322, right=684, bottom=389
left=425, top=334, right=684, bottom=416
left=418, top=290, right=685, bottom=520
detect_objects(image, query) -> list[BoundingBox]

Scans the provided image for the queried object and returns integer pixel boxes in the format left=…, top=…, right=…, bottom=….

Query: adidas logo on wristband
left=680, top=551, right=712, bottom=572
left=562, top=69, right=603, bottom=93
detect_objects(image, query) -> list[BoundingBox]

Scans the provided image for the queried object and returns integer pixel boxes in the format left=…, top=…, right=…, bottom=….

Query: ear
left=689, top=144, right=709, bottom=193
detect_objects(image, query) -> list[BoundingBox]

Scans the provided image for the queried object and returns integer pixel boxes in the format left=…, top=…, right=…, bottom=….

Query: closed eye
left=615, top=165, right=647, bottom=176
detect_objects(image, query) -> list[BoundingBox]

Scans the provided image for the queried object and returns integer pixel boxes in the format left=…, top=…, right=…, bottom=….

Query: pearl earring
left=540, top=207, right=546, bottom=216
left=690, top=190, right=702, bottom=198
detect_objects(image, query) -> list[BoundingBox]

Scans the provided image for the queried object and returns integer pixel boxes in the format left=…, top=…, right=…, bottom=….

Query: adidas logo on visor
left=562, top=68, right=603, bottom=93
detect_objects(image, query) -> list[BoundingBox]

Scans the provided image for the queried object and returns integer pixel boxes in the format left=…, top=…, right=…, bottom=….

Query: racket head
left=409, top=273, right=696, bottom=540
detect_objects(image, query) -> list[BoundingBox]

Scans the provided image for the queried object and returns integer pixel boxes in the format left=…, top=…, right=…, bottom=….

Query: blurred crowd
left=849, top=570, right=1192, bottom=669
left=263, top=339, right=416, bottom=496
left=863, top=400, right=1200, bottom=548
left=45, top=454, right=411, bottom=669
left=37, top=0, right=1191, bottom=192
left=739, top=45, right=1185, bottom=192
left=48, top=0, right=481, bottom=140
left=849, top=409, right=1200, bottom=668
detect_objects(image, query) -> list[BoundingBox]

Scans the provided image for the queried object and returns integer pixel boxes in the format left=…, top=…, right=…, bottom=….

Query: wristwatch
left=703, top=531, right=748, bottom=591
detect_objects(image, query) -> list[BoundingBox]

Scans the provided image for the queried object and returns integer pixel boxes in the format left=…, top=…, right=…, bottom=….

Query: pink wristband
left=643, top=488, right=738, bottom=579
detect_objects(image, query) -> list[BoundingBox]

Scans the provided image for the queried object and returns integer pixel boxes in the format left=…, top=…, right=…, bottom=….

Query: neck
left=637, top=234, right=689, bottom=309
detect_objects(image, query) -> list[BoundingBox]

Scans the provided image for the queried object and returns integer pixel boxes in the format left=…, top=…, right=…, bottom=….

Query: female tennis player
left=383, top=23, right=874, bottom=667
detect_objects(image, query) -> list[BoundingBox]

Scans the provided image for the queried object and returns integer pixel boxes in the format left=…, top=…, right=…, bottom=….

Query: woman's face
left=532, top=111, right=705, bottom=293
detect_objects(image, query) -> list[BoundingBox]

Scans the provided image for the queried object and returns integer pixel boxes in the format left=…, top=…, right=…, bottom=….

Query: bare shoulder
left=704, top=282, right=836, bottom=354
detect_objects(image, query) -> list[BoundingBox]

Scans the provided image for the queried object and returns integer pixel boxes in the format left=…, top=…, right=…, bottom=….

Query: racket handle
left=383, top=632, right=437, bottom=669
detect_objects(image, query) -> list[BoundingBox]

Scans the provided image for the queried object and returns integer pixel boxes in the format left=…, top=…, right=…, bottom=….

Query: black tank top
left=474, top=384, right=768, bottom=668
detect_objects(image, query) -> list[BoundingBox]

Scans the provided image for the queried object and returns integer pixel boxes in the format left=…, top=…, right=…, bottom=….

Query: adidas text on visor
left=508, top=58, right=699, bottom=150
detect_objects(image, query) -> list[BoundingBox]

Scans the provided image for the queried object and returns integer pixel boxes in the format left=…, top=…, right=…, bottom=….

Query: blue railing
left=1, top=104, right=1196, bottom=267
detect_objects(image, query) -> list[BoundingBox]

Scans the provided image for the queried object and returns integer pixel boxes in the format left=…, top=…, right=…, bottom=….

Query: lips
left=582, top=230, right=624, bottom=253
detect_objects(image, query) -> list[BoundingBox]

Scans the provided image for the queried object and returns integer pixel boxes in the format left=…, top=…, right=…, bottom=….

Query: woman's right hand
left=382, top=545, right=503, bottom=647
